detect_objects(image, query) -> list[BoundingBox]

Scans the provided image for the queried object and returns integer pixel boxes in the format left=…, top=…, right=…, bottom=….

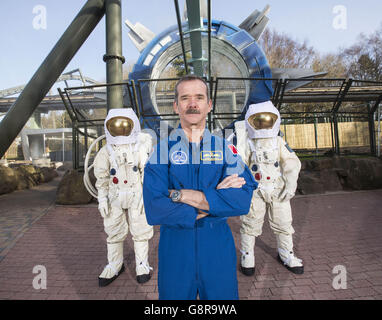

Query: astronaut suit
left=235, top=101, right=304, bottom=275
left=93, top=108, right=154, bottom=286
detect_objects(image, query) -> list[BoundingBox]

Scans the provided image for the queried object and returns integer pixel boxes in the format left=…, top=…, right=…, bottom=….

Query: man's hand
left=216, top=174, right=246, bottom=189
left=196, top=209, right=209, bottom=220
left=169, top=190, right=210, bottom=219
left=168, top=174, right=246, bottom=219
left=168, top=189, right=209, bottom=211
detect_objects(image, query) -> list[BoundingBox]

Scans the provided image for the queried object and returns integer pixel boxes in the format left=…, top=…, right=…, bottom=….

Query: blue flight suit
left=143, top=127, right=257, bottom=300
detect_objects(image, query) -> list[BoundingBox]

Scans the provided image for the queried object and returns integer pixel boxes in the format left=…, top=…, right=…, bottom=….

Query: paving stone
left=1, top=173, right=382, bottom=301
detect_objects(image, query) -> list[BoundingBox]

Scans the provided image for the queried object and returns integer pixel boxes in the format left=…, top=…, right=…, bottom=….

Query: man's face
left=173, top=79, right=212, bottom=127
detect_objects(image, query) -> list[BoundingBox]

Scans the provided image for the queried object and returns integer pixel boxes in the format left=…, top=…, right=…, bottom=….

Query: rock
left=0, top=164, right=59, bottom=195
left=53, top=162, right=64, bottom=169
left=16, top=165, right=42, bottom=185
left=13, top=166, right=37, bottom=190
left=323, top=149, right=335, bottom=157
left=319, top=169, right=343, bottom=191
left=298, top=168, right=343, bottom=194
left=0, top=159, right=8, bottom=167
left=8, top=165, right=58, bottom=190
left=0, top=166, right=18, bottom=195
left=298, top=156, right=382, bottom=194
left=332, top=157, right=352, bottom=171
left=342, top=158, right=382, bottom=190
left=39, top=167, right=59, bottom=183
left=297, top=171, right=326, bottom=195
left=32, top=158, right=51, bottom=168
left=56, top=162, right=73, bottom=172
left=55, top=169, right=93, bottom=205
left=302, top=158, right=333, bottom=171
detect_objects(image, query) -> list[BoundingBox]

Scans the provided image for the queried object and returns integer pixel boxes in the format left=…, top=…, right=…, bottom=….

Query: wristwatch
left=170, top=190, right=182, bottom=202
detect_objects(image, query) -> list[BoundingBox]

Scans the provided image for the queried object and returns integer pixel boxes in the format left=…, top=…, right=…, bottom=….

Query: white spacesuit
left=93, top=108, right=154, bottom=286
left=235, top=101, right=304, bottom=275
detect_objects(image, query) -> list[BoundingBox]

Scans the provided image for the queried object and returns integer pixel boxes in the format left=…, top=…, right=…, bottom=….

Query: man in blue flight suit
left=143, top=75, right=257, bottom=300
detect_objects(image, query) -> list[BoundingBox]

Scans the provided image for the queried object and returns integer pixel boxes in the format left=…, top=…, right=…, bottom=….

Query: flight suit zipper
left=194, top=151, right=200, bottom=293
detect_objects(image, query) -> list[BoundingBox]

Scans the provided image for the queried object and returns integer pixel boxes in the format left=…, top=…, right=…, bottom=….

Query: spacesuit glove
left=98, top=198, right=109, bottom=218
left=278, top=188, right=295, bottom=202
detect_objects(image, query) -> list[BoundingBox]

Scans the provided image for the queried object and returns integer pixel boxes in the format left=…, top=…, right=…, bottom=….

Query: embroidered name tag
left=201, top=151, right=223, bottom=161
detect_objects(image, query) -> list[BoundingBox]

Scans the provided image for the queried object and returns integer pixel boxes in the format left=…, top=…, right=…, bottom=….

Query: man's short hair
left=174, top=74, right=210, bottom=103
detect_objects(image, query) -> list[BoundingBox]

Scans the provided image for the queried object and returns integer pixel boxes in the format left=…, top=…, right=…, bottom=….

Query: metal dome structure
left=129, top=19, right=273, bottom=132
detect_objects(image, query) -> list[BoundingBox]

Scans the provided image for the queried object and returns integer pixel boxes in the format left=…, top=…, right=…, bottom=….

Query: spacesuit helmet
left=245, top=101, right=281, bottom=139
left=248, top=112, right=278, bottom=130
left=106, top=116, right=134, bottom=137
left=104, top=108, right=141, bottom=145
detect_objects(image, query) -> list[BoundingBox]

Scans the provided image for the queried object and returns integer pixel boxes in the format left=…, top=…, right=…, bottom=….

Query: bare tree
left=341, top=23, right=382, bottom=81
left=258, top=28, right=316, bottom=69
left=312, top=53, right=347, bottom=78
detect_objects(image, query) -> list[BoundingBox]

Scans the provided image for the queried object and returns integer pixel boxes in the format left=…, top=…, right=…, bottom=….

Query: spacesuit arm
left=202, top=146, right=257, bottom=218
left=143, top=145, right=197, bottom=229
left=279, top=136, right=301, bottom=194
left=137, top=132, right=154, bottom=181
left=234, top=120, right=251, bottom=166
left=93, top=146, right=110, bottom=201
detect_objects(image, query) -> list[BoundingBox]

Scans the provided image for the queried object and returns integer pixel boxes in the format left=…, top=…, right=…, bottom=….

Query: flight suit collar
left=169, top=124, right=212, bottom=147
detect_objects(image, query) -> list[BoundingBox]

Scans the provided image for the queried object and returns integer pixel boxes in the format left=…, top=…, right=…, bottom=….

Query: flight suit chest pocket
left=168, top=164, right=186, bottom=189
left=199, top=163, right=224, bottom=189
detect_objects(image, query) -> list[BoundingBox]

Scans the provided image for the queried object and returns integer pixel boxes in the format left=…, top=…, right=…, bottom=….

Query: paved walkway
left=0, top=174, right=381, bottom=300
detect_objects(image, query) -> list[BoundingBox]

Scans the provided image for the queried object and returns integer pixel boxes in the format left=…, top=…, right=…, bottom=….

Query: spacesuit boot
left=276, top=234, right=304, bottom=274
left=240, top=233, right=256, bottom=276
left=98, top=242, right=125, bottom=287
left=134, top=240, right=152, bottom=284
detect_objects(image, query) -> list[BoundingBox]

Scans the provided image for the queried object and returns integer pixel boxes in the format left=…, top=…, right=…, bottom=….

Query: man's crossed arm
left=169, top=174, right=246, bottom=220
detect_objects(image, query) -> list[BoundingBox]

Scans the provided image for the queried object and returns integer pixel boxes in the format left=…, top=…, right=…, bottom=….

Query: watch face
left=171, top=190, right=181, bottom=201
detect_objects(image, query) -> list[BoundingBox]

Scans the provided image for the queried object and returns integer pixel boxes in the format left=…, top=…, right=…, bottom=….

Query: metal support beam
left=174, top=0, right=189, bottom=74
left=272, top=79, right=288, bottom=109
left=332, top=79, right=353, bottom=113
left=104, top=0, right=124, bottom=110
left=368, top=103, right=376, bottom=155
left=332, top=113, right=340, bottom=155
left=277, top=79, right=288, bottom=109
left=271, top=79, right=282, bottom=106
left=103, top=0, right=125, bottom=111
left=370, top=94, right=382, bottom=115
left=185, top=0, right=205, bottom=76
left=368, top=93, right=382, bottom=155
left=207, top=0, right=212, bottom=81
left=331, top=79, right=353, bottom=155
left=377, top=105, right=381, bottom=157
left=0, top=0, right=106, bottom=158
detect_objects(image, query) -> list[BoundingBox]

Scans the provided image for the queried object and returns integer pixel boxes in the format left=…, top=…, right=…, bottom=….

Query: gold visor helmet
left=106, top=116, right=134, bottom=137
left=248, top=112, right=278, bottom=130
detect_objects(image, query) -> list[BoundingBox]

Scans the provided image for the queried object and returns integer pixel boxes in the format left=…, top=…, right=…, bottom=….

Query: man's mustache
left=186, top=108, right=200, bottom=114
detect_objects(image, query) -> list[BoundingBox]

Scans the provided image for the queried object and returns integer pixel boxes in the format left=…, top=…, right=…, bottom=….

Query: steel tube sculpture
left=0, top=0, right=106, bottom=158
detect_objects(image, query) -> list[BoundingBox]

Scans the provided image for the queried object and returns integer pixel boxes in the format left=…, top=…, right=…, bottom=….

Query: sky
left=0, top=0, right=381, bottom=92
